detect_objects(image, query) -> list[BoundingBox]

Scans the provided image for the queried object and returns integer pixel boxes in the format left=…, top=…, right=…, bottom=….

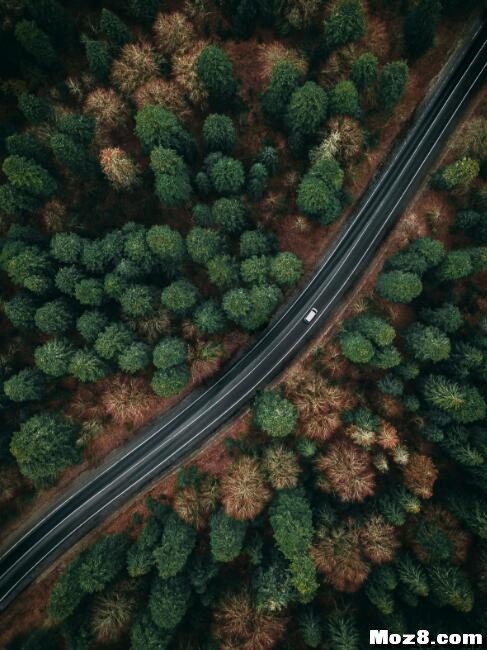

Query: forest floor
left=1, top=30, right=485, bottom=647
left=0, top=7, right=476, bottom=550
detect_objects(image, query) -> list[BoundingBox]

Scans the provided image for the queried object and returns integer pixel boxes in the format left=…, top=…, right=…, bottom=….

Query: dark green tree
left=378, top=62, right=409, bottom=111
left=3, top=155, right=56, bottom=198
left=194, top=300, right=227, bottom=335
left=77, top=534, right=129, bottom=593
left=330, top=80, right=359, bottom=116
left=404, top=0, right=441, bottom=60
left=81, top=36, right=112, bottom=81
left=76, top=310, right=109, bottom=342
left=35, top=299, right=74, bottom=335
left=149, top=576, right=191, bottom=630
left=15, top=19, right=57, bottom=68
left=247, top=163, right=269, bottom=202
left=160, top=279, right=200, bottom=317
left=269, top=488, right=314, bottom=560
left=351, top=52, right=378, bottom=89
left=324, top=0, right=366, bottom=49
left=151, top=365, right=190, bottom=397
left=150, top=147, right=191, bottom=207
left=210, top=509, right=247, bottom=562
left=270, top=252, right=303, bottom=288
left=99, top=8, right=132, bottom=47
left=146, top=225, right=186, bottom=265
left=153, top=512, right=196, bottom=578
left=153, top=337, right=187, bottom=370
left=118, top=342, right=152, bottom=374
left=74, top=278, right=104, bottom=307
left=209, top=156, right=245, bottom=196
left=253, top=389, right=298, bottom=437
left=18, top=92, right=52, bottom=124
left=376, top=270, right=422, bottom=303
left=34, top=338, right=75, bottom=377
left=202, top=114, right=236, bottom=153
left=261, top=62, right=300, bottom=125
left=207, top=254, right=240, bottom=290
left=186, top=227, right=224, bottom=265
left=95, top=323, right=135, bottom=360
left=213, top=198, right=248, bottom=233
left=405, top=323, right=451, bottom=362
left=3, top=292, right=37, bottom=329
left=196, top=45, right=237, bottom=108
left=4, top=368, right=46, bottom=402
left=68, top=349, right=109, bottom=382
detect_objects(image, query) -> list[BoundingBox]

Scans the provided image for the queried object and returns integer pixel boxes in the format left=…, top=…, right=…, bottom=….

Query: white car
left=304, top=307, right=318, bottom=323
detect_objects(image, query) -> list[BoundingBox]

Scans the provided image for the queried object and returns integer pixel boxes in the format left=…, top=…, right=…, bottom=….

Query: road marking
left=0, top=28, right=485, bottom=602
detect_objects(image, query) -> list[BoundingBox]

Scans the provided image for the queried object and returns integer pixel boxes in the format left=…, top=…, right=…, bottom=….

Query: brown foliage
left=92, top=585, right=135, bottom=642
left=328, top=116, right=364, bottom=163
left=153, top=12, right=195, bottom=57
left=213, top=588, right=287, bottom=650
left=360, top=515, right=400, bottom=565
left=101, top=376, right=155, bottom=426
left=41, top=198, right=67, bottom=233
left=173, top=475, right=219, bottom=530
left=316, top=439, right=376, bottom=502
left=132, top=78, right=191, bottom=119
left=220, top=456, right=271, bottom=521
left=100, top=148, right=140, bottom=190
left=111, top=42, right=159, bottom=95
left=258, top=42, right=308, bottom=82
left=125, top=308, right=171, bottom=344
left=173, top=41, right=209, bottom=108
left=402, top=453, right=438, bottom=499
left=311, top=521, right=371, bottom=592
left=263, top=445, right=301, bottom=490
left=84, top=88, right=128, bottom=130
left=377, top=420, right=400, bottom=450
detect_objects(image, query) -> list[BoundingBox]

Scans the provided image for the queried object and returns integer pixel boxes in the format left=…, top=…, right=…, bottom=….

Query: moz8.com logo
left=370, top=630, right=484, bottom=646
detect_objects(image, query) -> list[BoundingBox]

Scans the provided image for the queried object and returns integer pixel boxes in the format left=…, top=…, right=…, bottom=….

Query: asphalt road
left=0, top=19, right=486, bottom=614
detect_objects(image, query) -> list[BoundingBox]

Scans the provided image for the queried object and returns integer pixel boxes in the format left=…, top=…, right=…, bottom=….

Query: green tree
left=253, top=389, right=298, bottom=437
left=240, top=255, right=270, bottom=285
left=120, top=284, right=158, bottom=318
left=50, top=133, right=95, bottom=177
left=330, top=80, right=359, bottom=117
left=160, top=279, right=200, bottom=317
left=15, top=19, right=57, bottom=68
left=50, top=232, right=83, bottom=264
left=153, top=337, right=187, bottom=370
left=186, top=227, right=224, bottom=265
left=35, top=299, right=73, bottom=335
left=99, top=8, right=132, bottom=47
left=4, top=368, right=46, bottom=402
left=6, top=133, right=50, bottom=164
left=118, top=342, right=152, bottom=374
left=153, top=513, right=196, bottom=578
left=351, top=52, right=378, bottom=89
left=146, top=225, right=186, bottom=265
left=68, top=349, right=109, bottom=382
left=74, top=278, right=104, bottom=307
left=340, top=331, right=375, bottom=364
left=223, top=284, right=282, bottom=331
left=18, top=92, right=52, bottom=124
left=270, top=252, right=303, bottom=288
left=150, top=147, right=191, bottom=207
left=124, top=0, right=159, bottom=27
left=130, top=615, right=173, bottom=650
left=196, top=45, right=237, bottom=107
left=95, top=323, right=135, bottom=360
left=149, top=576, right=191, bottom=630
left=34, top=338, right=74, bottom=377
left=213, top=198, right=247, bottom=233
left=404, top=0, right=441, bottom=60
left=269, top=488, right=314, bottom=560
left=192, top=203, right=213, bottom=227
left=127, top=517, right=162, bottom=577
left=351, top=313, right=396, bottom=347
left=210, top=509, right=247, bottom=562
left=3, top=292, right=37, bottom=329
left=299, top=609, right=323, bottom=648
left=240, top=230, right=273, bottom=258
left=247, top=162, right=269, bottom=202
left=77, top=534, right=129, bottom=593
left=25, top=0, right=69, bottom=44
left=285, top=82, right=328, bottom=141
left=10, top=412, right=79, bottom=486
left=3, top=155, right=56, bottom=198
left=324, top=0, right=366, bottom=49
left=297, top=157, right=344, bottom=225
left=209, top=156, right=245, bottom=196
left=56, top=113, right=95, bottom=144
left=427, top=565, right=474, bottom=612
left=376, top=270, right=422, bottom=303
left=194, top=300, right=227, bottom=334
left=290, top=554, right=318, bottom=602
left=435, top=250, right=473, bottom=282
left=134, top=105, right=194, bottom=160
left=202, top=114, right=236, bottom=153
left=76, top=310, right=109, bottom=342
left=47, top=557, right=84, bottom=621
left=378, top=62, right=409, bottom=111
left=405, top=323, right=451, bottom=362
left=261, top=62, right=300, bottom=125
left=151, top=365, right=190, bottom=397
left=207, top=254, right=240, bottom=290
left=82, top=36, right=112, bottom=81
left=394, top=551, right=429, bottom=596
left=327, top=615, right=360, bottom=650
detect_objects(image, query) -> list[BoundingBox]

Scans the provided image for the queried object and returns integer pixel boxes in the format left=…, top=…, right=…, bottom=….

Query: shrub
left=220, top=455, right=271, bottom=520
left=210, top=509, right=247, bottom=562
left=194, top=300, right=227, bottom=334
left=253, top=389, right=298, bottom=437
left=160, top=279, right=200, bottom=317
left=15, top=19, right=57, bottom=68
left=4, top=368, right=46, bottom=402
left=261, top=62, right=300, bottom=124
left=351, top=52, right=378, bottom=89
left=202, top=114, right=236, bottom=153
left=213, top=198, right=247, bottom=233
left=74, top=278, right=104, bottom=307
left=186, top=227, right=224, bottom=265
left=209, top=157, right=245, bottom=196
left=153, top=337, right=187, bottom=370
left=68, top=350, right=109, bottom=382
left=378, top=62, right=409, bottom=111
left=376, top=270, right=422, bottom=303
left=35, top=298, right=73, bottom=335
left=270, top=252, right=303, bottom=288
left=196, top=45, right=237, bottom=107
left=151, top=365, right=190, bottom=397
left=10, top=412, right=79, bottom=487
left=34, top=338, right=74, bottom=377
left=324, top=0, right=366, bottom=49
left=330, top=80, right=359, bottom=117
left=153, top=11, right=194, bottom=56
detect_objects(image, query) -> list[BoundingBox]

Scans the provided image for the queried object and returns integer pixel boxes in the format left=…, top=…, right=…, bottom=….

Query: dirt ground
left=0, top=12, right=484, bottom=645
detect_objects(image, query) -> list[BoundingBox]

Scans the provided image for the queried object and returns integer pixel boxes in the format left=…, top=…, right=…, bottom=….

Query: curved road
left=0, top=20, right=486, bottom=613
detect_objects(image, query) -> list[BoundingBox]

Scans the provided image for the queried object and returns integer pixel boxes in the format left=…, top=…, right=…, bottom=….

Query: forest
left=0, top=0, right=484, bottom=647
